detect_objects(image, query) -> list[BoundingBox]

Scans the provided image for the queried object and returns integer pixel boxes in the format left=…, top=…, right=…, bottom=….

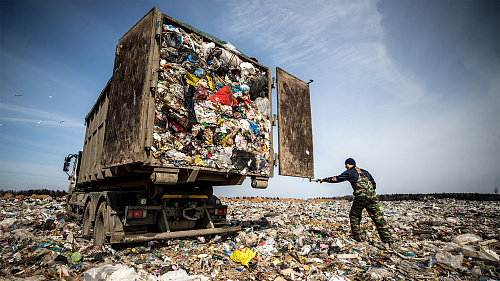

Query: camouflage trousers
left=350, top=193, right=393, bottom=243
left=350, top=168, right=392, bottom=243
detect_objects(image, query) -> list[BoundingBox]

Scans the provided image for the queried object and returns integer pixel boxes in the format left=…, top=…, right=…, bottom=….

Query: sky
left=0, top=0, right=499, bottom=198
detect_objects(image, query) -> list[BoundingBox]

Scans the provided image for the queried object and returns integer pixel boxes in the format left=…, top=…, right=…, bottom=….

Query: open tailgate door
left=276, top=67, right=314, bottom=179
left=102, top=7, right=159, bottom=168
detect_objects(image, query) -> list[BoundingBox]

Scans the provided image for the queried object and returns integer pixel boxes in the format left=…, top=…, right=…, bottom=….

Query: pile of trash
left=1, top=194, right=499, bottom=280
left=152, top=20, right=271, bottom=176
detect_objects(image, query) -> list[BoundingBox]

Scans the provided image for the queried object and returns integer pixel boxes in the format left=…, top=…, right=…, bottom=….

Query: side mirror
left=63, top=161, right=70, bottom=173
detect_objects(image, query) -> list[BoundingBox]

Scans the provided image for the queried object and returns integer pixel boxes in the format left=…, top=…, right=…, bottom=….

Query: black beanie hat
left=345, top=158, right=356, bottom=166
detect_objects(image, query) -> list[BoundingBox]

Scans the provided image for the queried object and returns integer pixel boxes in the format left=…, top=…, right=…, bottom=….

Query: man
left=319, top=158, right=393, bottom=243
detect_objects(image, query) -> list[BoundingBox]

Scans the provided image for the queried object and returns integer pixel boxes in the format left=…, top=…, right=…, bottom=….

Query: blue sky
left=1, top=0, right=498, bottom=198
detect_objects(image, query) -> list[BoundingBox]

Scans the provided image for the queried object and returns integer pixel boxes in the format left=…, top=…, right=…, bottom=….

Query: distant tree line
left=317, top=193, right=500, bottom=202
left=379, top=193, right=500, bottom=201
left=228, top=193, right=500, bottom=202
left=0, top=189, right=67, bottom=198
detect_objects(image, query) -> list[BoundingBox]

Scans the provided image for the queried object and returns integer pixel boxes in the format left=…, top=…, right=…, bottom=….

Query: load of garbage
left=1, top=194, right=499, bottom=280
left=152, top=21, right=272, bottom=176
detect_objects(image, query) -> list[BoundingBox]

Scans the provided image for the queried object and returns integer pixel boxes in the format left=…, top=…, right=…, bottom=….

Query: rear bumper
left=116, top=225, right=241, bottom=243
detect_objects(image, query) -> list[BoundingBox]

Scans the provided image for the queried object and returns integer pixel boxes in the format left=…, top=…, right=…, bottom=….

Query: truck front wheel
left=93, top=201, right=108, bottom=246
left=82, top=202, right=92, bottom=236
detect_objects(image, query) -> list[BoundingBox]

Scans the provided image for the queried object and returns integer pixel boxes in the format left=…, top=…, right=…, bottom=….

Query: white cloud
left=224, top=0, right=425, bottom=106
left=225, top=0, right=382, bottom=64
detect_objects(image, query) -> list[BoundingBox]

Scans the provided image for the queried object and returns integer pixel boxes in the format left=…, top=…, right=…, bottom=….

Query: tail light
left=127, top=209, right=147, bottom=219
left=208, top=208, right=227, bottom=215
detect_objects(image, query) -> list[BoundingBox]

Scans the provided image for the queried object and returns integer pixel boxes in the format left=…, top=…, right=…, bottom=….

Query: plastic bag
left=254, top=97, right=270, bottom=118
left=158, top=269, right=189, bottom=281
left=230, top=247, right=256, bottom=267
left=236, top=231, right=258, bottom=246
left=240, top=62, right=256, bottom=76
left=71, top=252, right=82, bottom=264
left=481, top=249, right=500, bottom=262
left=185, top=72, right=200, bottom=87
left=293, top=225, right=306, bottom=236
left=210, top=85, right=238, bottom=107
left=436, top=251, right=465, bottom=270
left=249, top=75, right=267, bottom=100
left=300, top=245, right=311, bottom=256
left=202, top=42, right=215, bottom=57
left=215, top=147, right=233, bottom=165
left=163, top=32, right=181, bottom=48
left=444, top=242, right=460, bottom=252
left=0, top=218, right=16, bottom=228
left=83, top=264, right=136, bottom=281
left=366, top=268, right=392, bottom=279
left=220, top=47, right=243, bottom=67
left=188, top=275, right=209, bottom=281
left=453, top=233, right=482, bottom=244
left=231, top=149, right=256, bottom=171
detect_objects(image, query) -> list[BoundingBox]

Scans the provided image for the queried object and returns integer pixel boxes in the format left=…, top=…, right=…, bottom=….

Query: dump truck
left=63, top=7, right=314, bottom=245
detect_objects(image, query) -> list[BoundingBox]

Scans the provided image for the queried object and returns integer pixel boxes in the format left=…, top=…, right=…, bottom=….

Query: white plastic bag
left=83, top=264, right=136, bottom=281
left=188, top=275, right=209, bottom=281
left=255, top=98, right=270, bottom=118
left=240, top=62, right=256, bottom=76
left=159, top=269, right=189, bottom=281
left=367, top=268, right=392, bottom=279
left=453, top=233, right=482, bottom=244
left=328, top=275, right=351, bottom=281
left=436, top=251, right=465, bottom=270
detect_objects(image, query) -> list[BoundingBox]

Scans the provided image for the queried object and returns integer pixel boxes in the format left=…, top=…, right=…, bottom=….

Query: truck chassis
left=66, top=187, right=240, bottom=245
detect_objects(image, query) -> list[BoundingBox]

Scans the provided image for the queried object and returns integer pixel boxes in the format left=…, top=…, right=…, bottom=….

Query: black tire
left=93, top=201, right=108, bottom=246
left=82, top=202, right=92, bottom=236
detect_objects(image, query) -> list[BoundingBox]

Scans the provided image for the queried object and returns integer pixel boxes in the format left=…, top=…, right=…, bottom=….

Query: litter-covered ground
left=0, top=194, right=499, bottom=281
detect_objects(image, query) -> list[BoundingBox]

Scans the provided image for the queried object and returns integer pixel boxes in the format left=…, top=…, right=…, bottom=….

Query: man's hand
left=319, top=177, right=337, bottom=183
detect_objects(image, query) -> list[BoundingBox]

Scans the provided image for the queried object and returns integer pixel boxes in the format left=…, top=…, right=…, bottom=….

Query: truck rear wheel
left=93, top=201, right=108, bottom=246
left=82, top=202, right=92, bottom=236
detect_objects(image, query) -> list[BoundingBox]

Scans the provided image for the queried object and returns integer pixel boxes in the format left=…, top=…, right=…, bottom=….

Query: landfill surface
left=1, top=194, right=499, bottom=281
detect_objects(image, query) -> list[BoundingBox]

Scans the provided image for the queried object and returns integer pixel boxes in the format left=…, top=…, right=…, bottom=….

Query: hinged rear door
left=276, top=67, right=314, bottom=178
left=102, top=7, right=158, bottom=168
